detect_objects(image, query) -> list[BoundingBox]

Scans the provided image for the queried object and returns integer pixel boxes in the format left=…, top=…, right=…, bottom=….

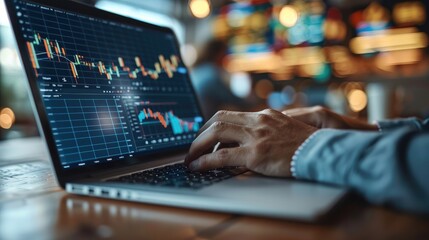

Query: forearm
left=293, top=128, right=429, bottom=214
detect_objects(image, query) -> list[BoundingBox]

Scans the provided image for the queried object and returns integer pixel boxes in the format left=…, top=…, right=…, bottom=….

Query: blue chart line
left=137, top=108, right=202, bottom=135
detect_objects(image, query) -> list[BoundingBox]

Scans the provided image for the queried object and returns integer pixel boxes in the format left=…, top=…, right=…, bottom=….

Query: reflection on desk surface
left=0, top=137, right=49, bottom=163
left=0, top=160, right=59, bottom=200
left=0, top=192, right=233, bottom=240
left=1, top=189, right=429, bottom=240
left=0, top=137, right=59, bottom=201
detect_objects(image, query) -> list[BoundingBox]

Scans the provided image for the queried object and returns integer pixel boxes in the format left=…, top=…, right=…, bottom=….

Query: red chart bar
left=26, top=42, right=39, bottom=76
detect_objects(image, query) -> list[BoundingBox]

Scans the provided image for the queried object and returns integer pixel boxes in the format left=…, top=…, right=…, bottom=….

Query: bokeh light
left=268, top=92, right=284, bottom=110
left=324, top=19, right=346, bottom=41
left=327, top=46, right=356, bottom=77
left=212, top=16, right=229, bottom=38
left=279, top=5, right=299, bottom=28
left=393, top=1, right=426, bottom=26
left=350, top=28, right=428, bottom=54
left=0, top=47, right=21, bottom=68
left=255, top=79, right=273, bottom=99
left=180, top=44, right=198, bottom=67
left=363, top=2, right=390, bottom=23
left=347, top=89, right=368, bottom=112
left=375, top=49, right=422, bottom=72
left=230, top=72, right=252, bottom=98
left=281, top=86, right=295, bottom=105
left=189, top=0, right=211, bottom=19
left=227, top=9, right=246, bottom=28
left=0, top=108, right=16, bottom=129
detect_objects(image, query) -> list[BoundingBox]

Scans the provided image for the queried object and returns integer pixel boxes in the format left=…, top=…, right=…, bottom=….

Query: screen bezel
left=5, top=0, right=205, bottom=187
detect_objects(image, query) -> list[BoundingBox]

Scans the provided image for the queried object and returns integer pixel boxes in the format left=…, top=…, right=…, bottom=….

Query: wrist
left=342, top=115, right=378, bottom=131
left=352, top=122, right=378, bottom=131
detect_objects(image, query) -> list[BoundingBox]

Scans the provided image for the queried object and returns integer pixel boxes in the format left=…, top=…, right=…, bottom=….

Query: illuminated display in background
left=11, top=0, right=202, bottom=169
left=215, top=0, right=429, bottom=82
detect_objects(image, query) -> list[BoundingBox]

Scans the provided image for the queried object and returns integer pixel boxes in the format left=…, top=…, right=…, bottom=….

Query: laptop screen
left=8, top=0, right=203, bottom=169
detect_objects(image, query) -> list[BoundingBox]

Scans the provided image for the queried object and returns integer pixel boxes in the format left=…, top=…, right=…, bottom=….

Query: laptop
left=5, top=0, right=346, bottom=221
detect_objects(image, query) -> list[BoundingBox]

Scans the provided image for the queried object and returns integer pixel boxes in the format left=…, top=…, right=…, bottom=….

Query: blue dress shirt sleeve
left=293, top=118, right=429, bottom=214
left=377, top=117, right=424, bottom=131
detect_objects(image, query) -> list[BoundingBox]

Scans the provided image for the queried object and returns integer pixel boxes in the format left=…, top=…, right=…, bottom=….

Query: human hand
left=282, top=106, right=378, bottom=131
left=185, top=109, right=317, bottom=177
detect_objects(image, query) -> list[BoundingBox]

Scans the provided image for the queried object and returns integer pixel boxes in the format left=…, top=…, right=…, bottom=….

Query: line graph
left=137, top=108, right=201, bottom=135
left=46, top=98, right=133, bottom=164
left=26, top=33, right=181, bottom=83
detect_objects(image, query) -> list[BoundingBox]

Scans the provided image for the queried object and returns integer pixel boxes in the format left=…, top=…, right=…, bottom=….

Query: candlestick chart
left=26, top=32, right=180, bottom=84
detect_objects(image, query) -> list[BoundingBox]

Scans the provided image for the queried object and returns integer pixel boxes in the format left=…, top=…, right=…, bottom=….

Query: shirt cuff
left=376, top=117, right=422, bottom=132
left=290, top=130, right=322, bottom=178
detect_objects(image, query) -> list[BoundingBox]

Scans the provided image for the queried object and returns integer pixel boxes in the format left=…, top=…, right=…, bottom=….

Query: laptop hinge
left=82, top=154, right=186, bottom=181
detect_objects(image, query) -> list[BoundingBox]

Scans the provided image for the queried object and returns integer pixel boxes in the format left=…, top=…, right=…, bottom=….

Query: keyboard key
left=107, top=163, right=244, bottom=189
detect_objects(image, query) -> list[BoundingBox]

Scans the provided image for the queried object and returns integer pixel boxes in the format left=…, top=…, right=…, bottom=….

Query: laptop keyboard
left=107, top=163, right=245, bottom=189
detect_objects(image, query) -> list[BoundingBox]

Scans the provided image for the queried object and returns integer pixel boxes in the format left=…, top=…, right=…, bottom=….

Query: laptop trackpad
left=195, top=173, right=346, bottom=220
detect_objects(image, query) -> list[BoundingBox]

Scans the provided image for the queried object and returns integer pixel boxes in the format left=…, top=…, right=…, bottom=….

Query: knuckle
left=214, top=110, right=227, bottom=119
left=281, top=109, right=289, bottom=115
left=313, top=105, right=325, bottom=113
left=257, top=109, right=281, bottom=123
left=262, top=108, right=276, bottom=115
left=211, top=121, right=225, bottom=131
left=256, top=113, right=271, bottom=123
left=197, top=155, right=208, bottom=168
left=217, top=148, right=230, bottom=164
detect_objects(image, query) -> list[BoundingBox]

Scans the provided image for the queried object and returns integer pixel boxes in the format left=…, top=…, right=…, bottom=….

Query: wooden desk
left=1, top=138, right=429, bottom=240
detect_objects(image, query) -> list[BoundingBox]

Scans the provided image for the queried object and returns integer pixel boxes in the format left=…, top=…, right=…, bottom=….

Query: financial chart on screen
left=11, top=0, right=203, bottom=169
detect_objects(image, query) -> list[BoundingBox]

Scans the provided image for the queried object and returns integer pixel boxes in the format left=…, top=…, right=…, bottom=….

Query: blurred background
left=1, top=0, right=428, bottom=140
